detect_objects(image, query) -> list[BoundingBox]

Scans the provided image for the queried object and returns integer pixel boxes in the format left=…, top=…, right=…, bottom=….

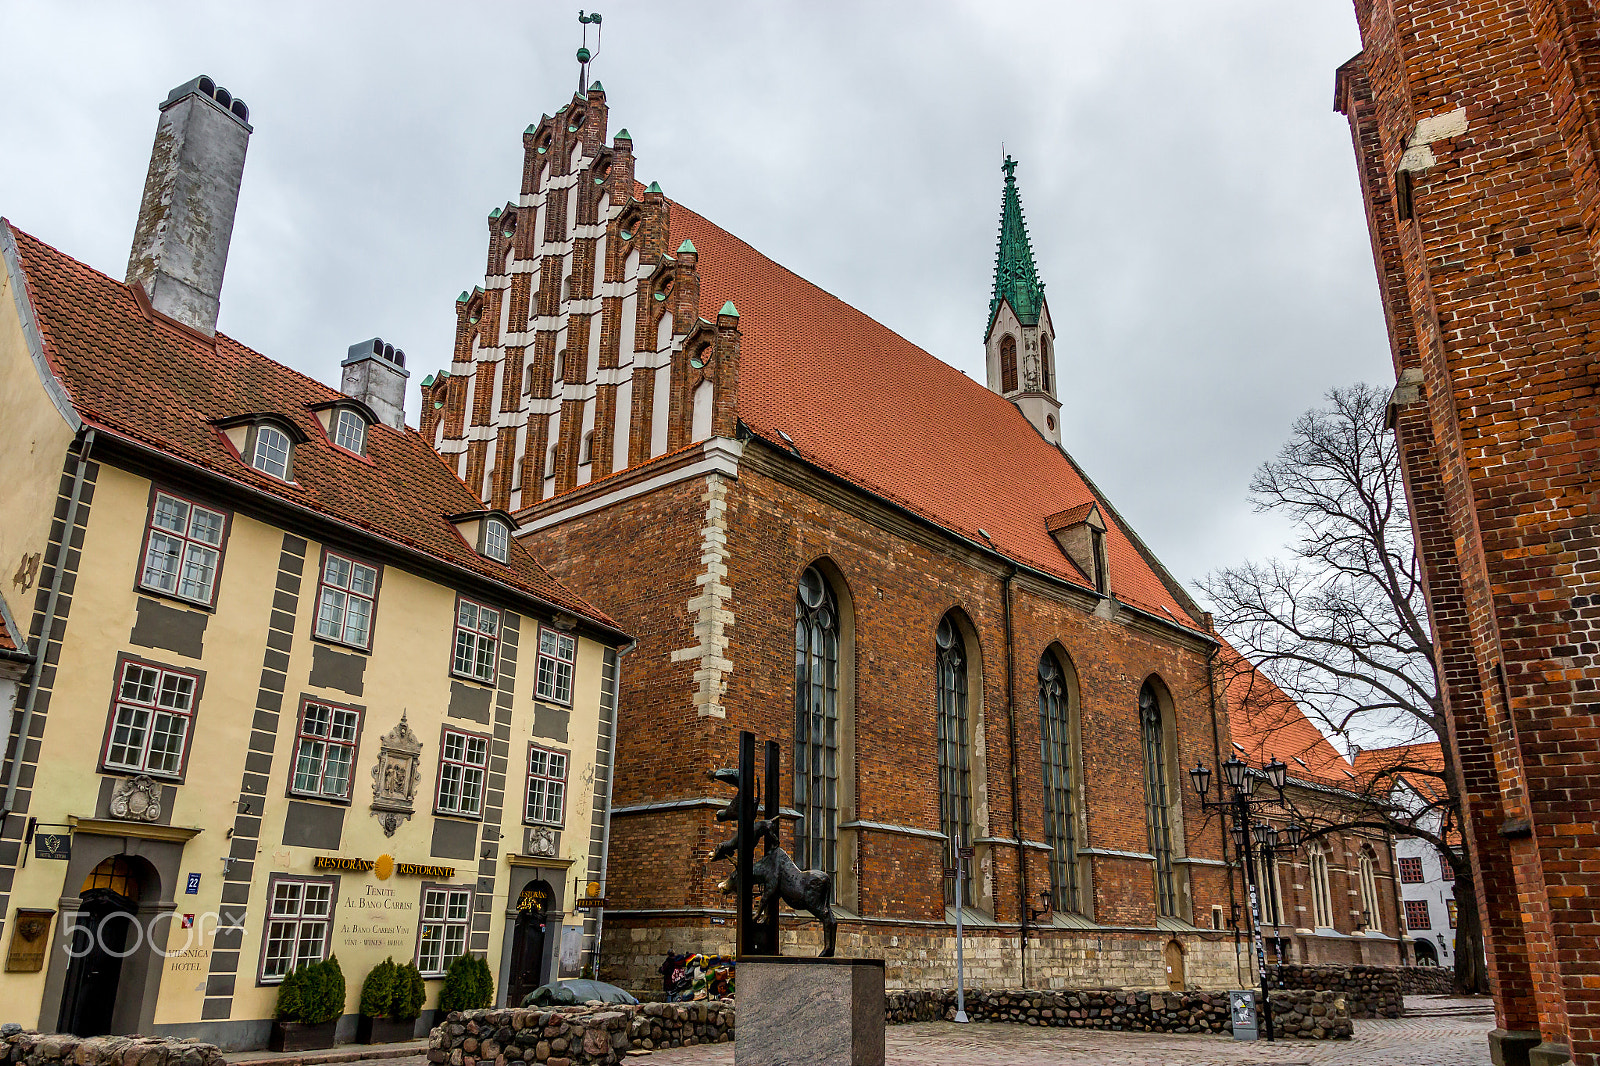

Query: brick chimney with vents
left=126, top=75, right=253, bottom=335
left=341, top=338, right=409, bottom=430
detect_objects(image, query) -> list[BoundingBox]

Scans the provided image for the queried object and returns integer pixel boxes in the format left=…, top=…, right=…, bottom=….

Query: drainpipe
left=589, top=638, right=635, bottom=979
left=1002, top=567, right=1029, bottom=986
left=2, top=428, right=94, bottom=821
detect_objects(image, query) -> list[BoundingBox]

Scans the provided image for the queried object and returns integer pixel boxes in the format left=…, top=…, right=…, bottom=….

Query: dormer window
left=482, top=518, right=511, bottom=564
left=334, top=409, right=367, bottom=455
left=251, top=425, right=293, bottom=480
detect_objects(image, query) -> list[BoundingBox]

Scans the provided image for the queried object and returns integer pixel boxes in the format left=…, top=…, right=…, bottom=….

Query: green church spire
left=987, top=155, right=1045, bottom=334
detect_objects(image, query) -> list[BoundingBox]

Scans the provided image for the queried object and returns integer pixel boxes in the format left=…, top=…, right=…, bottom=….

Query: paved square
left=644, top=1013, right=1494, bottom=1065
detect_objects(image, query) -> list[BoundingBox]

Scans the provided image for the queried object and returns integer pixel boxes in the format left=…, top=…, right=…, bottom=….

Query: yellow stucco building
left=0, top=76, right=631, bottom=1049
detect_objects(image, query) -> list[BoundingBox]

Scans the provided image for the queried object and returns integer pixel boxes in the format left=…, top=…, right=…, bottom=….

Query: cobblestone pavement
left=643, top=1014, right=1495, bottom=1065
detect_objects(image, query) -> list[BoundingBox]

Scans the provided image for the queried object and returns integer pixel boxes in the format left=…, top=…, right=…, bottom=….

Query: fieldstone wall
left=0, top=1031, right=227, bottom=1066
left=429, top=1001, right=734, bottom=1066
left=883, top=988, right=1350, bottom=1039
left=1267, top=991, right=1354, bottom=1039
left=1267, top=963, right=1403, bottom=1018
left=1397, top=966, right=1455, bottom=995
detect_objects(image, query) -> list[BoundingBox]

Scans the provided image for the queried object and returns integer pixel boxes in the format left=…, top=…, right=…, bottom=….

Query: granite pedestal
left=735, top=956, right=885, bottom=1066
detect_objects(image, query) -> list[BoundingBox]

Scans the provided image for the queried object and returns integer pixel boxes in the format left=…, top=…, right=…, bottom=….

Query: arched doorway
left=58, top=857, right=146, bottom=1036
left=506, top=880, right=555, bottom=1006
left=1164, top=938, right=1186, bottom=991
left=1413, top=938, right=1440, bottom=965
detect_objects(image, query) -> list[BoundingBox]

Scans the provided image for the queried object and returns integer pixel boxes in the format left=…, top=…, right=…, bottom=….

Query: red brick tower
left=1337, top=4, right=1600, bottom=1064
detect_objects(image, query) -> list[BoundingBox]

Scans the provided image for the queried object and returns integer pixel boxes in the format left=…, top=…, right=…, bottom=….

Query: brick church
left=423, top=71, right=1290, bottom=988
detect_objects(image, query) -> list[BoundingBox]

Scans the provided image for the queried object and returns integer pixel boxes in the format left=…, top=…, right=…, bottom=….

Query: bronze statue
left=707, top=731, right=837, bottom=958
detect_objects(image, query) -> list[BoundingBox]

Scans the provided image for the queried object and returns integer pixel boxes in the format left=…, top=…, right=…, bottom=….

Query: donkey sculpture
left=712, top=819, right=837, bottom=957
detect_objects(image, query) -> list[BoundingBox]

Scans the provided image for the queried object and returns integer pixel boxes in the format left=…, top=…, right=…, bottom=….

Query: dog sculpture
left=711, top=820, right=837, bottom=957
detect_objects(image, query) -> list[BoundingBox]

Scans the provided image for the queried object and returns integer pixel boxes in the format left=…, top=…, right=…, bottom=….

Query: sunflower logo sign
left=375, top=854, right=394, bottom=880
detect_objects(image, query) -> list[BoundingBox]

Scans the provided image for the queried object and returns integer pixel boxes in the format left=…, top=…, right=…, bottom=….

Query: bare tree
left=1197, top=383, right=1484, bottom=993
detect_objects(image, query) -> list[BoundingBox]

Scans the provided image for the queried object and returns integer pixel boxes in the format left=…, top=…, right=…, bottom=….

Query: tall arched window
left=937, top=613, right=974, bottom=907
left=1039, top=652, right=1081, bottom=913
left=1040, top=335, right=1053, bottom=393
left=1255, top=848, right=1283, bottom=926
left=1359, top=846, right=1382, bottom=932
left=794, top=566, right=839, bottom=887
left=1139, top=681, right=1178, bottom=917
left=1308, top=843, right=1334, bottom=928
left=999, top=335, right=1018, bottom=393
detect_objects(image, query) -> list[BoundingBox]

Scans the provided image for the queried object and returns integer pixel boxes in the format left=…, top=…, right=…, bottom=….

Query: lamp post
left=1189, top=756, right=1301, bottom=1043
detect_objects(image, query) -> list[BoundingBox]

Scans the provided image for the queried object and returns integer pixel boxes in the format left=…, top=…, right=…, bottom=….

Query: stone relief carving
left=370, top=711, right=423, bottom=837
left=527, top=825, right=558, bottom=858
left=108, top=775, right=162, bottom=822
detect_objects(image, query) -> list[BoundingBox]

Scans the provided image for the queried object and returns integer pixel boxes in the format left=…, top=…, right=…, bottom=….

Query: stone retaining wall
left=883, top=988, right=1351, bottom=1039
left=0, top=1031, right=227, bottom=1066
left=1267, top=964, right=1403, bottom=1018
left=1397, top=966, right=1456, bottom=996
left=429, top=1002, right=734, bottom=1066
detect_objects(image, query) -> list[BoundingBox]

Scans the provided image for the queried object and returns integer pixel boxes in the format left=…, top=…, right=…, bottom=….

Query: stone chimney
left=126, top=76, right=253, bottom=335
left=342, top=338, right=409, bottom=430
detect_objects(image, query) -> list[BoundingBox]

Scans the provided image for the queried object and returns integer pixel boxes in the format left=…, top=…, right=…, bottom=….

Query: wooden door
left=1164, top=938, right=1186, bottom=991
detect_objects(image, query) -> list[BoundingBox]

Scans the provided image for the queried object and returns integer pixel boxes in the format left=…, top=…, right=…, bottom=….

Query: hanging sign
left=34, top=834, right=70, bottom=860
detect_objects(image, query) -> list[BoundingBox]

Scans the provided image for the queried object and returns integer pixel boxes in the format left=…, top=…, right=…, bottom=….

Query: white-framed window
left=261, top=877, right=334, bottom=981
left=334, top=409, right=367, bottom=454
left=250, top=425, right=293, bottom=480
left=315, top=551, right=378, bottom=649
left=416, top=886, right=472, bottom=976
left=452, top=598, right=499, bottom=684
left=436, top=728, right=488, bottom=816
left=536, top=627, right=576, bottom=705
left=140, top=492, right=226, bottom=605
left=525, top=745, right=568, bottom=825
left=482, top=518, right=510, bottom=564
left=103, top=659, right=198, bottom=778
left=291, top=700, right=361, bottom=800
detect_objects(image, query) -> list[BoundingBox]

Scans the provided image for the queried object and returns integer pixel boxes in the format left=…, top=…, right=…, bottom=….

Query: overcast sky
left=0, top=0, right=1389, bottom=602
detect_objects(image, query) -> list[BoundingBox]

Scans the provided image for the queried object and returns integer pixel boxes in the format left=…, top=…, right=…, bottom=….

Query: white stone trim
left=514, top=438, right=743, bottom=533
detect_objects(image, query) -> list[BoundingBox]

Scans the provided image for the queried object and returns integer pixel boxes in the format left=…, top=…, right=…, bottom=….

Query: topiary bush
left=301, top=955, right=346, bottom=1025
left=393, top=961, right=427, bottom=1021
left=361, top=957, right=398, bottom=1018
left=438, top=953, right=494, bottom=1012
left=274, top=964, right=307, bottom=1021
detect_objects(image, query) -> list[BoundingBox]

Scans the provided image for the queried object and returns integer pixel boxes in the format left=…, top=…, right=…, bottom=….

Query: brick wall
left=1338, top=2, right=1600, bottom=1061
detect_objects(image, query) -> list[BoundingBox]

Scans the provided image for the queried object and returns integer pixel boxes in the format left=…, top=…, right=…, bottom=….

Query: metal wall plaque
left=5, top=909, right=55, bottom=972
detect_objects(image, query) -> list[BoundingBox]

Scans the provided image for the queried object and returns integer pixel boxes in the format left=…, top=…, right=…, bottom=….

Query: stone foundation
left=0, top=1032, right=228, bottom=1066
left=430, top=1002, right=735, bottom=1066
left=605, top=918, right=1246, bottom=992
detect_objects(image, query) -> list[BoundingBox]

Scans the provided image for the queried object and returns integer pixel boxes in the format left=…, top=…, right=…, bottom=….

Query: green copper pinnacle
left=988, top=155, right=1045, bottom=334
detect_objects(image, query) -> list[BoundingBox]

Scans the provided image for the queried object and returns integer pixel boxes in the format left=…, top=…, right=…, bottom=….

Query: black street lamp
left=1190, top=756, right=1301, bottom=1043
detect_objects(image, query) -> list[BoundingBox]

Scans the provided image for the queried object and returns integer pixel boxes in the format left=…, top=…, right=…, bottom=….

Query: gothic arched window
left=1039, top=652, right=1081, bottom=913
left=1000, top=335, right=1018, bottom=393
left=1140, top=680, right=1178, bottom=917
left=1308, top=842, right=1334, bottom=928
left=1040, top=334, right=1053, bottom=393
left=937, top=613, right=974, bottom=907
left=794, top=566, right=839, bottom=886
left=1359, top=846, right=1382, bottom=932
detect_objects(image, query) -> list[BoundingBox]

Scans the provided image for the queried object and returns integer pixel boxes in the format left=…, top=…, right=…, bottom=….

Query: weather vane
left=578, top=11, right=603, bottom=95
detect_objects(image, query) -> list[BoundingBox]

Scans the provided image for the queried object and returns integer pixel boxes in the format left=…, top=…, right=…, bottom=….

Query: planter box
left=357, top=1015, right=418, bottom=1044
left=269, top=1020, right=338, bottom=1052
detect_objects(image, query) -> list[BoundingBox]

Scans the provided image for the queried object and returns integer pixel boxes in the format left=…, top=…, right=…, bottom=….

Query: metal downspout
left=590, top=639, right=635, bottom=978
left=1206, top=640, right=1243, bottom=985
left=2, top=428, right=94, bottom=820
left=1003, top=567, right=1029, bottom=986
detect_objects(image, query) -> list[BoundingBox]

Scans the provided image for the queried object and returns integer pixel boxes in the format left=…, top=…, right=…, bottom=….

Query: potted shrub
left=394, top=961, right=427, bottom=1029
left=357, top=957, right=418, bottom=1043
left=437, top=953, right=495, bottom=1013
left=269, top=956, right=346, bottom=1051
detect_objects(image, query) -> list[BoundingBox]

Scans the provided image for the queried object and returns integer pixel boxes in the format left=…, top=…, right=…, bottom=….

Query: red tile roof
left=4, top=224, right=621, bottom=636
left=1045, top=502, right=1099, bottom=533
left=1354, top=741, right=1447, bottom=802
left=1220, top=640, right=1356, bottom=789
left=664, top=200, right=1200, bottom=629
